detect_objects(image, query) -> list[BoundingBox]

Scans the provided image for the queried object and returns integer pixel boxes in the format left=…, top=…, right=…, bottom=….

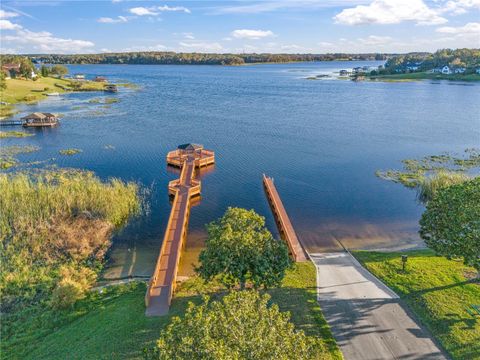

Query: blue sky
left=0, top=0, right=479, bottom=54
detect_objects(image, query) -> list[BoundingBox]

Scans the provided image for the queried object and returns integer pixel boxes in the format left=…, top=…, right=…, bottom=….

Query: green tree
left=197, top=207, right=291, bottom=289
left=50, top=64, right=68, bottom=77
left=148, top=290, right=325, bottom=360
left=40, top=65, right=50, bottom=77
left=0, top=71, right=6, bottom=90
left=419, top=177, right=480, bottom=276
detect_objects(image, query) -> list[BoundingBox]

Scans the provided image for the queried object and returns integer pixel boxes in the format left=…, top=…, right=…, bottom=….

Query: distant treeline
left=384, top=48, right=480, bottom=73
left=24, top=52, right=394, bottom=65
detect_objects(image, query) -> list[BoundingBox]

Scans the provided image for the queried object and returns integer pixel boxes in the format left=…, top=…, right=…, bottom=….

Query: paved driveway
left=311, top=252, right=447, bottom=360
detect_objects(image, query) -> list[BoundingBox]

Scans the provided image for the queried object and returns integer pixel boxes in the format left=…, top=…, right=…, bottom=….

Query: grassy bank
left=0, top=77, right=107, bottom=118
left=2, top=262, right=342, bottom=360
left=369, top=72, right=480, bottom=82
left=0, top=170, right=140, bottom=311
left=354, top=250, right=480, bottom=360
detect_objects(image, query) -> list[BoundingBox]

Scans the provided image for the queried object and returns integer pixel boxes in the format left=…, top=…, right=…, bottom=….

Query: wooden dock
left=145, top=145, right=214, bottom=316
left=0, top=120, right=22, bottom=126
left=263, top=174, right=308, bottom=262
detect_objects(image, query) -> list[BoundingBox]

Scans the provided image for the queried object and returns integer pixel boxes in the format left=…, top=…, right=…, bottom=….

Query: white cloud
left=215, top=1, right=366, bottom=14
left=129, top=5, right=191, bottom=16
left=97, top=16, right=128, bottom=23
left=178, top=41, right=223, bottom=52
left=183, top=32, right=195, bottom=39
left=436, top=21, right=480, bottom=34
left=435, top=21, right=480, bottom=43
left=318, top=41, right=334, bottom=47
left=129, top=7, right=158, bottom=16
left=2, top=26, right=95, bottom=53
left=0, top=9, right=19, bottom=19
left=358, top=35, right=392, bottom=45
left=122, top=44, right=167, bottom=52
left=440, top=0, right=480, bottom=15
left=279, top=44, right=306, bottom=52
left=156, top=5, right=191, bottom=14
left=334, top=0, right=447, bottom=26
left=0, top=19, right=22, bottom=30
left=231, top=29, right=275, bottom=40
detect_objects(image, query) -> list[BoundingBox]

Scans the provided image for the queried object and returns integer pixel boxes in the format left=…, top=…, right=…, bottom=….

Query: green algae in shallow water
left=0, top=145, right=40, bottom=169
left=59, top=148, right=82, bottom=156
left=0, top=131, right=34, bottom=139
left=376, top=148, right=480, bottom=201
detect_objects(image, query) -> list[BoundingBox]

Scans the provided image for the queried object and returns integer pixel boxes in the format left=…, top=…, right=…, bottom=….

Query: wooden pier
left=145, top=144, right=215, bottom=316
left=263, top=174, right=308, bottom=262
left=0, top=120, right=22, bottom=126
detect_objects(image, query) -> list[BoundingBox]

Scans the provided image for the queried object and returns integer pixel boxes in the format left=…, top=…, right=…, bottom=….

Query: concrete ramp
left=312, top=252, right=446, bottom=360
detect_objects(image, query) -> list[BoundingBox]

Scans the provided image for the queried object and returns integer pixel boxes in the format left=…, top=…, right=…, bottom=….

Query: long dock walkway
left=145, top=144, right=214, bottom=316
left=263, top=175, right=307, bottom=262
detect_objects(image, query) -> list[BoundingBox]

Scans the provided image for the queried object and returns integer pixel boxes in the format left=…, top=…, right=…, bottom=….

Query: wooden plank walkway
left=263, top=174, right=308, bottom=262
left=0, top=120, right=22, bottom=126
left=145, top=147, right=214, bottom=316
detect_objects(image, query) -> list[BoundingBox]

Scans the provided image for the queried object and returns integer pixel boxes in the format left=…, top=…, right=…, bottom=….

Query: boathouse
left=21, top=112, right=59, bottom=127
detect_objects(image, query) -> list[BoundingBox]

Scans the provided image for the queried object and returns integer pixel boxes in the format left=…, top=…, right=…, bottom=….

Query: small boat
left=46, top=92, right=60, bottom=96
left=104, top=84, right=118, bottom=93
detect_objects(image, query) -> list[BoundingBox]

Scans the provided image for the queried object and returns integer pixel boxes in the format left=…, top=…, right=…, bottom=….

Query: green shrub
left=149, top=290, right=324, bottom=360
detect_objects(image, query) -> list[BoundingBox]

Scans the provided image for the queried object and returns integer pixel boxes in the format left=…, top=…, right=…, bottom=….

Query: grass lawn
left=2, top=262, right=342, bottom=360
left=369, top=72, right=480, bottom=82
left=354, top=249, right=480, bottom=360
left=0, top=77, right=107, bottom=118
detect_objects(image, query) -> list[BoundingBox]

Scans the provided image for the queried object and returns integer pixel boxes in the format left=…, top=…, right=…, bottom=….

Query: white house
left=454, top=67, right=466, bottom=74
left=441, top=65, right=452, bottom=75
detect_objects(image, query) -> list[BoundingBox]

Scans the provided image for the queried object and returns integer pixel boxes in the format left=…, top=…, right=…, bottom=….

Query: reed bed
left=0, top=169, right=140, bottom=309
left=417, top=170, right=471, bottom=202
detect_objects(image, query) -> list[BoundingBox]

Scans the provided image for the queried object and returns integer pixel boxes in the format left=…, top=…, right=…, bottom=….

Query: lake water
left=4, top=61, right=480, bottom=279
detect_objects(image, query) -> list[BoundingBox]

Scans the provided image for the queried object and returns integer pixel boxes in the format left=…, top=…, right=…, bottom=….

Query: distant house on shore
left=73, top=74, right=86, bottom=80
left=441, top=66, right=452, bottom=75
left=352, top=67, right=364, bottom=74
left=94, top=76, right=107, bottom=82
left=406, top=62, right=422, bottom=71
left=454, top=67, right=466, bottom=74
left=21, top=112, right=59, bottom=127
left=1, top=63, right=21, bottom=79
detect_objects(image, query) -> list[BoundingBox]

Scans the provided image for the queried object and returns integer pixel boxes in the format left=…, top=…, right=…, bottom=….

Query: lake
left=4, top=61, right=480, bottom=279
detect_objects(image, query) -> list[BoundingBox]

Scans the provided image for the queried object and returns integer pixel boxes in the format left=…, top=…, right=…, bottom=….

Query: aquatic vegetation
left=117, top=82, right=140, bottom=89
left=88, top=97, right=119, bottom=105
left=104, top=97, right=119, bottom=104
left=417, top=170, right=471, bottom=202
left=376, top=149, right=480, bottom=201
left=71, top=105, right=87, bottom=110
left=0, top=169, right=140, bottom=311
left=0, top=131, right=34, bottom=138
left=59, top=148, right=82, bottom=156
left=0, top=145, right=40, bottom=169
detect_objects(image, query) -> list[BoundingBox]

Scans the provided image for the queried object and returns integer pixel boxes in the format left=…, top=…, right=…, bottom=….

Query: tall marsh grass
left=0, top=170, right=140, bottom=309
left=417, top=170, right=470, bottom=202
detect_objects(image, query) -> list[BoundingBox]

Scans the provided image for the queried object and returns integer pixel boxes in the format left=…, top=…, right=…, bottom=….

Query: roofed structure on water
left=21, top=112, right=58, bottom=127
left=21, top=112, right=57, bottom=120
left=177, top=143, right=203, bottom=152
